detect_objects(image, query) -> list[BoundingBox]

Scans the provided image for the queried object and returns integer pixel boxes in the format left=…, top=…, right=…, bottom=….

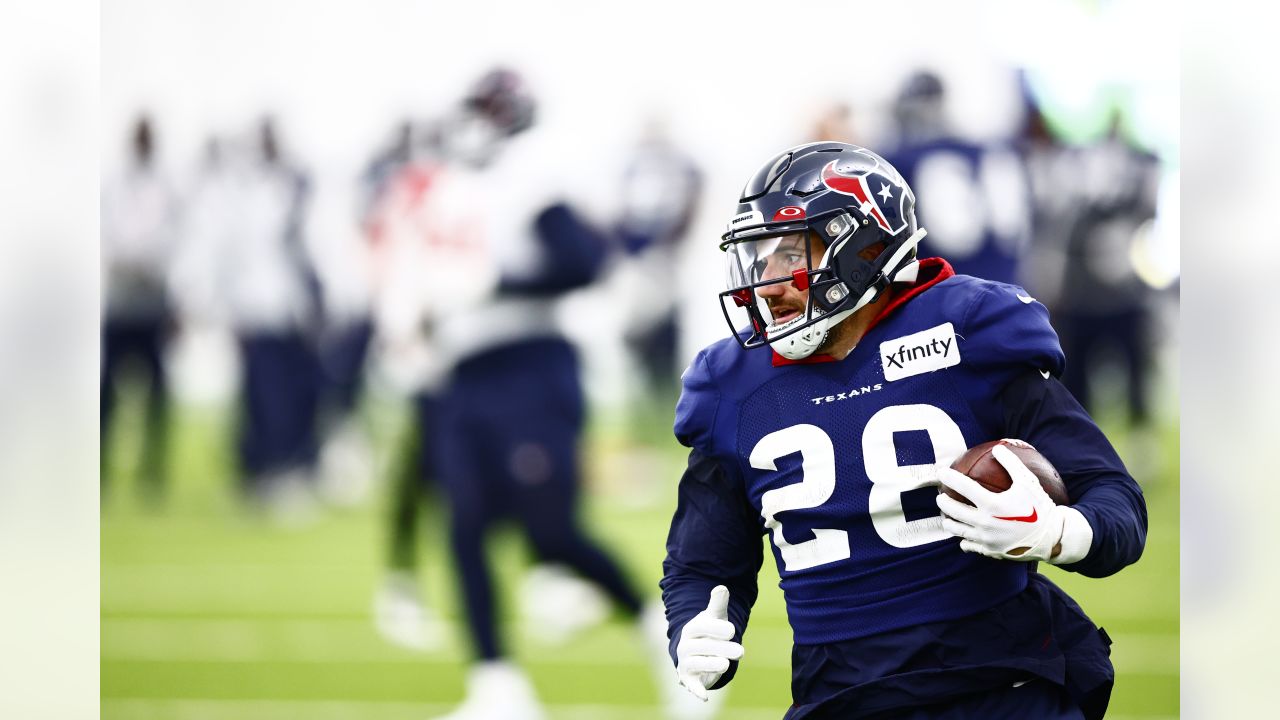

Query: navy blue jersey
left=661, top=258, right=1145, bottom=715
left=887, top=140, right=1031, bottom=285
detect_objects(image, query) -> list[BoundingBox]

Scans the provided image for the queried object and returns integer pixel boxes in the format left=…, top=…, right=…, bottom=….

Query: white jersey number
left=913, top=148, right=1030, bottom=258
left=752, top=424, right=849, bottom=572
left=750, top=405, right=965, bottom=571
left=862, top=404, right=967, bottom=548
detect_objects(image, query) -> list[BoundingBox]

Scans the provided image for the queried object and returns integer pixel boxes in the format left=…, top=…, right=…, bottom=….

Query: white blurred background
left=101, top=0, right=1179, bottom=407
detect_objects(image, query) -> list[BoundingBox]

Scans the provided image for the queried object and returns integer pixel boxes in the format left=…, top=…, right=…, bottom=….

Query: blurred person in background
left=661, top=142, right=1147, bottom=719
left=309, top=122, right=424, bottom=510
left=101, top=113, right=180, bottom=504
left=202, top=117, right=323, bottom=518
left=362, top=117, right=452, bottom=652
left=166, top=136, right=248, bottom=406
left=313, top=314, right=376, bottom=506
left=1051, top=110, right=1162, bottom=432
left=372, top=388, right=447, bottom=652
left=885, top=70, right=1033, bottom=287
left=1006, top=86, right=1170, bottom=459
left=809, top=102, right=859, bottom=145
left=361, top=120, right=417, bottom=219
left=612, top=118, right=703, bottom=408
left=362, top=113, right=621, bottom=660
left=1013, top=88, right=1080, bottom=306
left=175, top=136, right=234, bottom=320
left=406, top=68, right=693, bottom=720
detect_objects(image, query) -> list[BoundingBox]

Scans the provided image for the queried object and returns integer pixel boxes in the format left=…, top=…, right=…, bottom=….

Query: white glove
left=936, top=444, right=1092, bottom=564
left=675, top=585, right=744, bottom=701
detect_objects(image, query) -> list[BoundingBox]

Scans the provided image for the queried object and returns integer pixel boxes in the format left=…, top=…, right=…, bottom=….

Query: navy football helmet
left=439, top=68, right=537, bottom=168
left=464, top=67, right=536, bottom=138
left=719, top=142, right=927, bottom=359
left=893, top=70, right=947, bottom=144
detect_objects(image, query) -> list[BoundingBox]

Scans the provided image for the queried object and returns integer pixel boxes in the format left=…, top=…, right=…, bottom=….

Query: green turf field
left=102, top=396, right=1178, bottom=719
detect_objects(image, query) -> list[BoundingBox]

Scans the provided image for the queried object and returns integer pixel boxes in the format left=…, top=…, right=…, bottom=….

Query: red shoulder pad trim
left=768, top=257, right=955, bottom=366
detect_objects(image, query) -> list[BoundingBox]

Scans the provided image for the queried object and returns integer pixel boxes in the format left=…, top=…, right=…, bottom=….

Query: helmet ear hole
left=858, top=241, right=887, bottom=262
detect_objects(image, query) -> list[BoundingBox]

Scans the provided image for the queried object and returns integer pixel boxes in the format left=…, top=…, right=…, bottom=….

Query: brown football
left=941, top=439, right=1070, bottom=506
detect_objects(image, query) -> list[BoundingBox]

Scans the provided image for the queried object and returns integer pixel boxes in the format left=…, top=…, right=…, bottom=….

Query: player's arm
left=939, top=281, right=1146, bottom=574
left=659, top=448, right=764, bottom=692
left=997, top=368, right=1148, bottom=577
left=498, top=203, right=609, bottom=296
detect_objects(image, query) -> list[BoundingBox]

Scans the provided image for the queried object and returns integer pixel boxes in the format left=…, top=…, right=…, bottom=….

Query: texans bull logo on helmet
left=819, top=155, right=912, bottom=236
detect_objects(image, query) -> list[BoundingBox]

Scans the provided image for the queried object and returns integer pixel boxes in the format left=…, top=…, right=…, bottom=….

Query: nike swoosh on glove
left=936, top=444, right=1093, bottom=564
left=675, top=585, right=744, bottom=701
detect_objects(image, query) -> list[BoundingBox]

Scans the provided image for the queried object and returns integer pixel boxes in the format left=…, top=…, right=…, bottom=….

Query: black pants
left=101, top=317, right=170, bottom=497
left=436, top=339, right=644, bottom=660
left=1058, top=307, right=1150, bottom=425
left=386, top=392, right=440, bottom=571
left=318, top=317, right=374, bottom=419
left=237, top=332, right=320, bottom=491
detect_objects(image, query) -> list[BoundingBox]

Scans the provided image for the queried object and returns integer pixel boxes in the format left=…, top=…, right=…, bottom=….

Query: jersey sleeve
left=659, top=448, right=765, bottom=688
left=961, top=281, right=1066, bottom=382
left=673, top=349, right=720, bottom=452
left=998, top=369, right=1148, bottom=578
left=497, top=203, right=608, bottom=297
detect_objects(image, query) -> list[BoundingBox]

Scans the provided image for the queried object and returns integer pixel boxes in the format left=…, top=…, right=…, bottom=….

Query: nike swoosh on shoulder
left=1017, top=294, right=1036, bottom=304
left=994, top=508, right=1038, bottom=523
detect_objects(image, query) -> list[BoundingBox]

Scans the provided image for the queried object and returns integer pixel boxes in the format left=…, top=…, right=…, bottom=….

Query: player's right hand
left=675, top=585, right=744, bottom=701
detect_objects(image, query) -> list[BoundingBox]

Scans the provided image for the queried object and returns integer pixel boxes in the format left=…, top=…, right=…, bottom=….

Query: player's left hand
left=936, top=444, right=1089, bottom=563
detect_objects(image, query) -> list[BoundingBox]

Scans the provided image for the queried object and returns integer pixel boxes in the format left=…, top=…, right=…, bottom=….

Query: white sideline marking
left=101, top=698, right=788, bottom=720
left=102, top=617, right=1179, bottom=677
left=100, top=699, right=1179, bottom=720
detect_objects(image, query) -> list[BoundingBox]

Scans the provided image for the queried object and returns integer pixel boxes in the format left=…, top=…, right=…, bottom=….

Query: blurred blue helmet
left=893, top=70, right=947, bottom=143
left=719, top=142, right=926, bottom=359
left=897, top=70, right=944, bottom=104
left=464, top=67, right=536, bottom=138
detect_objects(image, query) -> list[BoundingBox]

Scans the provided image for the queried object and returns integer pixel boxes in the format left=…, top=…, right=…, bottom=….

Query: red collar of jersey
left=770, top=257, right=956, bottom=366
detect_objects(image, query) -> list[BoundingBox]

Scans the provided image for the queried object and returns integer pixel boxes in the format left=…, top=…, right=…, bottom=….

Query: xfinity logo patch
left=880, top=322, right=960, bottom=381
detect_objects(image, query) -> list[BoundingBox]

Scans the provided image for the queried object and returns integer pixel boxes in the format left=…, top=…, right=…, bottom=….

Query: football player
left=884, top=70, right=1033, bottom=286
left=101, top=113, right=179, bottom=502
left=358, top=118, right=452, bottom=650
left=1053, top=110, right=1163, bottom=429
left=613, top=119, right=703, bottom=402
left=217, top=117, right=323, bottom=517
left=659, top=142, right=1147, bottom=719
left=167, top=120, right=321, bottom=519
left=415, top=68, right=680, bottom=720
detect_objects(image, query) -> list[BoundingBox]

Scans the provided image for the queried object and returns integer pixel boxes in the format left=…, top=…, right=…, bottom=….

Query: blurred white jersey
left=430, top=124, right=570, bottom=363
left=368, top=126, right=587, bottom=391
left=369, top=158, right=497, bottom=391
left=101, top=164, right=180, bottom=320
left=180, top=158, right=316, bottom=333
